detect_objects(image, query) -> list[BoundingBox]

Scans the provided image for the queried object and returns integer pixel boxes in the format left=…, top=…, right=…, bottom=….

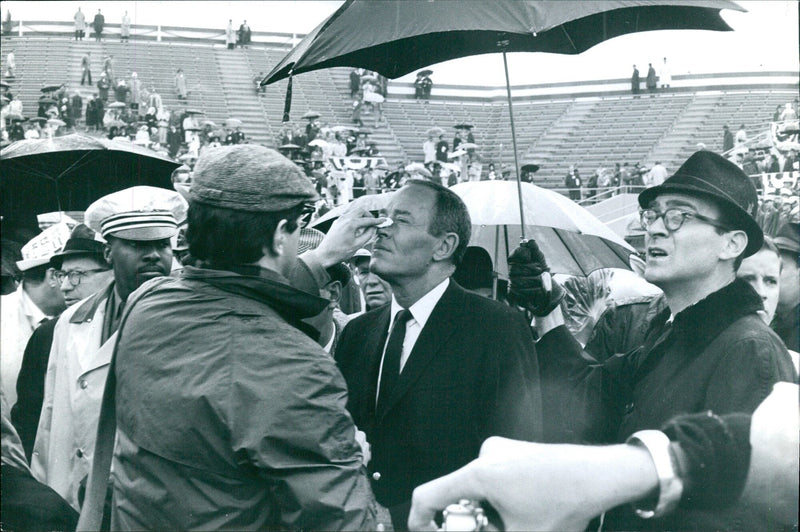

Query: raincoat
left=109, top=265, right=377, bottom=530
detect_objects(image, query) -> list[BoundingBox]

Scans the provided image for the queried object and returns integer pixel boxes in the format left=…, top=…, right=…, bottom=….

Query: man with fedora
left=31, top=186, right=185, bottom=512
left=11, top=224, right=112, bottom=460
left=772, top=221, right=799, bottom=353
left=512, top=151, right=795, bottom=530
left=78, top=145, right=383, bottom=530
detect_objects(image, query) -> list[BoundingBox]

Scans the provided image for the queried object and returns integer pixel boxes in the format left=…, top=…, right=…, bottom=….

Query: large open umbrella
left=1, top=133, right=179, bottom=228
left=451, top=181, right=635, bottom=277
left=263, top=0, right=743, bottom=238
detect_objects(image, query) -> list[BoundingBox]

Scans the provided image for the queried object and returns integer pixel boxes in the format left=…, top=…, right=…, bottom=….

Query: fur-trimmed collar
left=672, top=278, right=763, bottom=351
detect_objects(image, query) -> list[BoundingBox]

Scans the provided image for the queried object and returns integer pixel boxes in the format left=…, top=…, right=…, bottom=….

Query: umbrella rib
left=560, top=25, right=578, bottom=53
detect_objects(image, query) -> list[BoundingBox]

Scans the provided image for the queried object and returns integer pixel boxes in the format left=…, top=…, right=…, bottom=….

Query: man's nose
left=59, top=276, right=73, bottom=291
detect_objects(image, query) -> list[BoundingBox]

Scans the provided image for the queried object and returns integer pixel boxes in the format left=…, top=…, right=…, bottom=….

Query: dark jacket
left=335, top=280, right=542, bottom=529
left=110, top=266, right=377, bottom=530
left=11, top=318, right=57, bottom=461
left=538, top=278, right=796, bottom=530
left=773, top=303, right=799, bottom=352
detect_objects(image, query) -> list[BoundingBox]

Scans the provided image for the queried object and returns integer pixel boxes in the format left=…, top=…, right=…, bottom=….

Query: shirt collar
left=390, top=278, right=449, bottom=329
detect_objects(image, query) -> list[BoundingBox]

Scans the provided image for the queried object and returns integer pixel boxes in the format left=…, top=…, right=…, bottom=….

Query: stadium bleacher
left=2, top=31, right=797, bottom=196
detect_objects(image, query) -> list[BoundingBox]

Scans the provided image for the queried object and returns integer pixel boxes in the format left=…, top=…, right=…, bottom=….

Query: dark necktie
left=377, top=309, right=412, bottom=417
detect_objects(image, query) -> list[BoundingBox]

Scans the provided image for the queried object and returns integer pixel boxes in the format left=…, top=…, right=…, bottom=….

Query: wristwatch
left=625, top=430, right=684, bottom=518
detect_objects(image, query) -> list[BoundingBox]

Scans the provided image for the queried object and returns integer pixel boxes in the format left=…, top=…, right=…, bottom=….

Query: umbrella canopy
left=417, top=69, right=433, bottom=77
left=1, top=133, right=179, bottom=227
left=184, top=109, right=204, bottom=115
left=454, top=123, right=474, bottom=130
left=308, top=138, right=328, bottom=148
left=7, top=113, right=25, bottom=122
left=459, top=142, right=479, bottom=150
left=426, top=126, right=445, bottom=137
left=302, top=110, right=321, bottom=120
left=451, top=181, right=634, bottom=277
left=330, top=125, right=356, bottom=133
left=47, top=118, right=66, bottom=127
left=29, top=117, right=48, bottom=124
left=263, top=0, right=743, bottom=237
left=405, top=162, right=432, bottom=177
left=311, top=191, right=396, bottom=232
left=202, top=120, right=218, bottom=127
left=264, top=0, right=741, bottom=83
left=107, top=101, right=126, bottom=109
left=224, top=117, right=243, bottom=127
left=279, top=143, right=302, bottom=150
left=40, top=84, right=64, bottom=93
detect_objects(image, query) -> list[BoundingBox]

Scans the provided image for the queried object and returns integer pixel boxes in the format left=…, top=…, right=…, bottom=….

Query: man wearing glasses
left=30, top=187, right=186, bottom=513
left=12, top=224, right=112, bottom=460
left=512, top=151, right=795, bottom=530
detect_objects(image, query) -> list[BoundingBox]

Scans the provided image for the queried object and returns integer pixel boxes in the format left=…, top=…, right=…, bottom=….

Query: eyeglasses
left=298, top=204, right=316, bottom=228
left=54, top=268, right=109, bottom=287
left=640, top=208, right=730, bottom=232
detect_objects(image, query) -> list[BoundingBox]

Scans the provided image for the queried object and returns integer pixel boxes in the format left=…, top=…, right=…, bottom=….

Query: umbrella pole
left=502, top=50, right=526, bottom=241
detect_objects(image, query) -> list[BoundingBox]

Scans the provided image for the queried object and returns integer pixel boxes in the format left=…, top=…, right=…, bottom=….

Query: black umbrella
left=1, top=133, right=179, bottom=227
left=40, top=84, right=64, bottom=93
left=417, top=69, right=433, bottom=78
left=0, top=80, right=11, bottom=89
left=263, top=0, right=743, bottom=238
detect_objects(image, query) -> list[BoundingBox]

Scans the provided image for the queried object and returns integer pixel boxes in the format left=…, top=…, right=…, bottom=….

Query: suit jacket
left=335, top=280, right=542, bottom=529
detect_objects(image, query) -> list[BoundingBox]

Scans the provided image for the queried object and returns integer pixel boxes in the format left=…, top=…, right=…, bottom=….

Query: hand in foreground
left=310, top=207, right=387, bottom=267
left=408, top=437, right=658, bottom=531
left=507, top=240, right=565, bottom=317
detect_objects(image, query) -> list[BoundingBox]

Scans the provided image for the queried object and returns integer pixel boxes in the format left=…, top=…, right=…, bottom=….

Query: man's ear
left=103, top=243, right=113, bottom=266
left=326, top=280, right=343, bottom=307
left=432, top=232, right=459, bottom=263
left=720, top=230, right=748, bottom=262
left=269, top=219, right=289, bottom=257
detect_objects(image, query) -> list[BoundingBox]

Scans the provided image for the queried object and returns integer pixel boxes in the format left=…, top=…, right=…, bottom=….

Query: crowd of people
left=1, top=144, right=797, bottom=531
left=631, top=58, right=670, bottom=97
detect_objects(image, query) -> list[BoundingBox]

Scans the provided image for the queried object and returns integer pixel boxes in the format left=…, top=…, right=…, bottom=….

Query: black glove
left=507, top=239, right=565, bottom=317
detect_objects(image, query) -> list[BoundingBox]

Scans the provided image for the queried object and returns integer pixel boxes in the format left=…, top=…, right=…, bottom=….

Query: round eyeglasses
left=54, top=268, right=109, bottom=287
left=640, top=208, right=730, bottom=232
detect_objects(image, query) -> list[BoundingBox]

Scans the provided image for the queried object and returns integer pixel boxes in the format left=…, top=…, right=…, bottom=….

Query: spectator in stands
left=92, top=9, right=104, bottom=41
left=630, top=65, right=640, bottom=97
left=742, top=154, right=760, bottom=190
left=565, top=165, right=582, bottom=201
left=646, top=63, right=657, bottom=96
left=735, top=124, right=748, bottom=145
left=645, top=161, right=668, bottom=188
left=120, top=11, right=131, bottom=42
left=167, top=124, right=181, bottom=158
left=231, top=126, right=246, bottom=144
left=79, top=51, right=92, bottom=86
left=766, top=153, right=780, bottom=173
left=238, top=20, right=251, bottom=48
left=585, top=169, right=598, bottom=203
left=226, top=19, right=236, bottom=49
left=96, top=72, right=110, bottom=103
left=435, top=134, right=449, bottom=163
left=723, top=125, right=734, bottom=152
left=129, top=72, right=141, bottom=115
left=103, top=54, right=114, bottom=82
left=780, top=103, right=797, bottom=122
left=783, top=149, right=798, bottom=173
left=773, top=105, right=784, bottom=122
left=423, top=132, right=437, bottom=167
left=114, top=79, right=130, bottom=105
left=8, top=93, right=22, bottom=116
left=421, top=73, right=433, bottom=100
left=3, top=9, right=12, bottom=37
left=8, top=119, right=24, bottom=141
left=5, top=49, right=15, bottom=78
left=350, top=68, right=363, bottom=99
left=175, top=68, right=188, bottom=100
left=73, top=7, right=85, bottom=40
left=660, top=57, right=671, bottom=89
left=253, top=72, right=266, bottom=94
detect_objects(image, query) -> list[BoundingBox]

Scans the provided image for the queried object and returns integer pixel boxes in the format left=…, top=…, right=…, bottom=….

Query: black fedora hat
left=50, top=224, right=107, bottom=269
left=638, top=151, right=763, bottom=257
left=773, top=222, right=799, bottom=254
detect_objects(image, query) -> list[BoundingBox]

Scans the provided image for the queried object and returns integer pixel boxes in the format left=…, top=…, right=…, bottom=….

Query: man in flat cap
left=12, top=224, right=112, bottom=460
left=772, top=221, right=799, bottom=353
left=31, top=186, right=186, bottom=512
left=79, top=145, right=383, bottom=530
left=512, top=151, right=796, bottom=530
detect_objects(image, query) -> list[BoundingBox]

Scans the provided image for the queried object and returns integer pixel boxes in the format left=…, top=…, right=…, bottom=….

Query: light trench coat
left=31, top=282, right=116, bottom=511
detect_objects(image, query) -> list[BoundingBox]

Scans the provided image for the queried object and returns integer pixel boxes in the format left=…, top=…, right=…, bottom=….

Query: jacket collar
left=671, top=278, right=763, bottom=351
left=70, top=280, right=115, bottom=324
left=181, top=265, right=328, bottom=337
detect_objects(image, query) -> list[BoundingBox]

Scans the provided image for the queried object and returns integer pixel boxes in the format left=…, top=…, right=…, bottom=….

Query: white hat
left=85, top=186, right=188, bottom=241
left=16, top=222, right=72, bottom=271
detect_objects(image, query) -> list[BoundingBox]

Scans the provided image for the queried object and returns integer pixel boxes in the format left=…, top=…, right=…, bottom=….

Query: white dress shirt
left=375, top=278, right=449, bottom=403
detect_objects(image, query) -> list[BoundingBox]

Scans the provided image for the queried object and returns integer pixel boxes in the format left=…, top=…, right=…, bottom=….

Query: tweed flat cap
left=191, top=145, right=318, bottom=212
left=774, top=222, right=799, bottom=254
left=85, top=186, right=187, bottom=241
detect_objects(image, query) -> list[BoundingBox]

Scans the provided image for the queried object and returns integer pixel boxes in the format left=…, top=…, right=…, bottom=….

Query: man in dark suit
left=335, top=179, right=542, bottom=530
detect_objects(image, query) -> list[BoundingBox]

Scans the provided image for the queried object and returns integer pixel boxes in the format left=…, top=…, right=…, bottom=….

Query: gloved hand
left=507, top=240, right=565, bottom=317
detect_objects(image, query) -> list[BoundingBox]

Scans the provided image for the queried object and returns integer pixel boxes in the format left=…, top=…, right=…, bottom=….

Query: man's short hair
left=186, top=202, right=304, bottom=268
left=405, top=179, right=471, bottom=266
